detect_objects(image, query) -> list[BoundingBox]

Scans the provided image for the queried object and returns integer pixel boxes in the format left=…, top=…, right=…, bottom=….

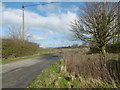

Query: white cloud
left=37, top=3, right=61, bottom=14
left=37, top=2, right=79, bottom=15
left=3, top=8, right=22, bottom=27
left=31, top=35, right=45, bottom=41
left=50, top=43, right=63, bottom=45
left=0, top=3, right=5, bottom=26
left=49, top=31, right=54, bottom=35
left=2, top=4, right=78, bottom=40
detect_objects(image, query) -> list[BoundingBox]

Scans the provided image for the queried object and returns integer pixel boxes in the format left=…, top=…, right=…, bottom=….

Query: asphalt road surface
left=2, top=54, right=60, bottom=88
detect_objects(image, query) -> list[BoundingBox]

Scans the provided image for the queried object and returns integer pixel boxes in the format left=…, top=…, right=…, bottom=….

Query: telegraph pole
left=21, top=2, right=57, bottom=41
left=22, top=5, right=24, bottom=41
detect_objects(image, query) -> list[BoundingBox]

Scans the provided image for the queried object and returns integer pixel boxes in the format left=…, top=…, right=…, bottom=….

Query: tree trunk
left=100, top=46, right=106, bottom=54
left=102, top=46, right=106, bottom=54
left=101, top=46, right=106, bottom=54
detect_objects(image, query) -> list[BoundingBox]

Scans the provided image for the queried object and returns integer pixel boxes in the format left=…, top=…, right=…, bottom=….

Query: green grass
left=27, top=59, right=117, bottom=88
left=1, top=47, right=78, bottom=64
left=1, top=53, right=57, bottom=64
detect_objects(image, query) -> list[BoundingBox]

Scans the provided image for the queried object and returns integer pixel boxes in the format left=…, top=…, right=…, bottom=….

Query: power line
left=0, top=5, right=22, bottom=7
left=21, top=2, right=58, bottom=41
left=1, top=2, right=59, bottom=8
left=24, top=2, right=58, bottom=7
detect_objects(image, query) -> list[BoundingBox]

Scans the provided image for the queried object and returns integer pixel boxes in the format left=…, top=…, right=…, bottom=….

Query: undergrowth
left=28, top=59, right=117, bottom=88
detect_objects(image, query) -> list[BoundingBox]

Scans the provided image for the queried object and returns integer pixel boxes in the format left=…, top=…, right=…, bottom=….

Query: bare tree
left=71, top=2, right=119, bottom=54
left=7, top=26, right=22, bottom=40
left=7, top=25, right=31, bottom=41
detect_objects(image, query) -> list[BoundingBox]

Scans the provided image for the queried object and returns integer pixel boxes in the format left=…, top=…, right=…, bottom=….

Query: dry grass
left=62, top=52, right=120, bottom=87
left=28, top=59, right=117, bottom=88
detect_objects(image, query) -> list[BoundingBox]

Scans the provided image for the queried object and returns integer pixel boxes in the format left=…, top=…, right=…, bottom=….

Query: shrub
left=62, top=53, right=120, bottom=86
left=106, top=43, right=120, bottom=53
left=2, top=39, right=39, bottom=59
left=90, top=43, right=120, bottom=53
left=89, top=46, right=99, bottom=53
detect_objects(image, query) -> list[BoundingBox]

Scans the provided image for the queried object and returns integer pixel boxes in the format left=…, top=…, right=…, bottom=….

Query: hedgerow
left=2, top=39, right=39, bottom=59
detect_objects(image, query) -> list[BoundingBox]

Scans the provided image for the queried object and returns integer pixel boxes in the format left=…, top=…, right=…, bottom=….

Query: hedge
left=90, top=43, right=120, bottom=53
left=2, top=39, right=40, bottom=59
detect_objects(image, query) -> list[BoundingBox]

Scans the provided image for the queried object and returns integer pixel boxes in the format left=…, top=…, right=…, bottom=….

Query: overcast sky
left=1, top=2, right=85, bottom=48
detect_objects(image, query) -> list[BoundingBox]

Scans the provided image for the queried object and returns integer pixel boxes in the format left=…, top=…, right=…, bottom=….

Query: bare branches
left=7, top=26, right=22, bottom=40
left=71, top=2, right=119, bottom=54
left=7, top=25, right=32, bottom=41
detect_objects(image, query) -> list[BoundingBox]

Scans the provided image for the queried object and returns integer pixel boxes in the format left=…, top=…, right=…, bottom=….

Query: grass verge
left=1, top=53, right=57, bottom=64
left=27, top=59, right=117, bottom=88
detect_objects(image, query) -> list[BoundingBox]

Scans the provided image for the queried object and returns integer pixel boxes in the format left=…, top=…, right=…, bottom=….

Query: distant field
left=38, top=47, right=80, bottom=54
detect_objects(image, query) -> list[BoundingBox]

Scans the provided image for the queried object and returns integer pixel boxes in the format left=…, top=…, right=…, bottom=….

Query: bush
left=89, top=46, right=99, bottom=53
left=2, top=39, right=39, bottom=59
left=106, top=43, right=120, bottom=53
left=62, top=53, right=120, bottom=86
left=90, top=43, right=120, bottom=53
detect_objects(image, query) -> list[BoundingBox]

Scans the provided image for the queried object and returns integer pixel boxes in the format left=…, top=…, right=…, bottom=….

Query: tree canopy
left=71, top=2, right=120, bottom=54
